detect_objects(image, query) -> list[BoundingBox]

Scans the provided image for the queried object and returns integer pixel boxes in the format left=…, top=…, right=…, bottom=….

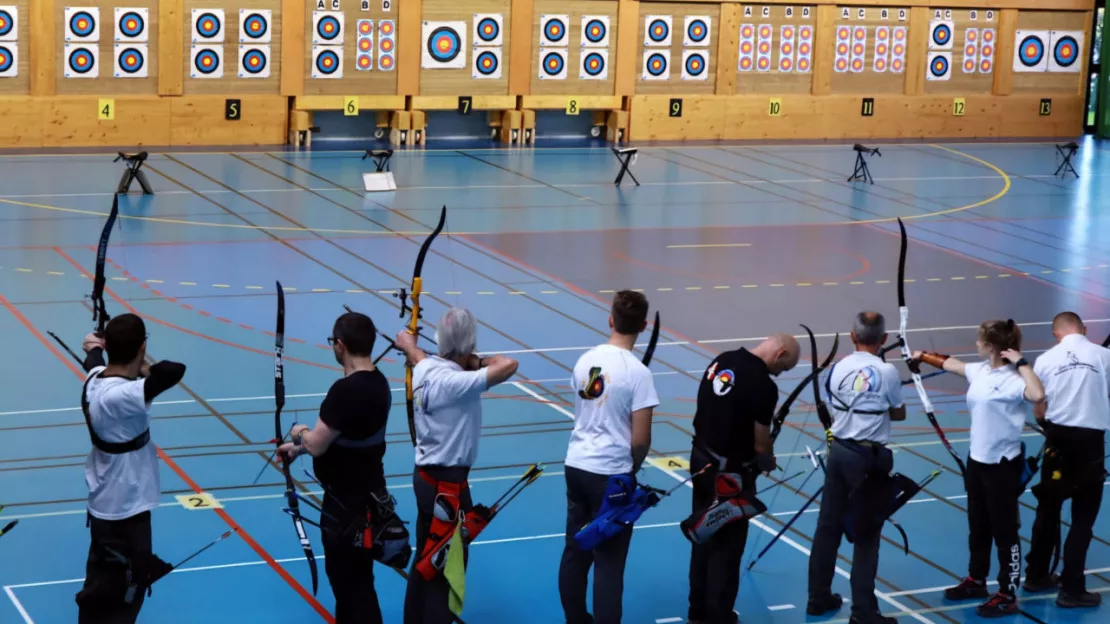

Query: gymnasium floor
left=0, top=139, right=1108, bottom=624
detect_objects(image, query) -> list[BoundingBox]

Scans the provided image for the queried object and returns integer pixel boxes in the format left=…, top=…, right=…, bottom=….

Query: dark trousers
left=1027, top=424, right=1105, bottom=593
left=76, top=511, right=152, bottom=624
left=404, top=465, right=471, bottom=624
left=687, top=445, right=752, bottom=624
left=966, top=455, right=1023, bottom=595
left=322, top=491, right=382, bottom=624
left=808, top=440, right=883, bottom=618
left=558, top=466, right=634, bottom=624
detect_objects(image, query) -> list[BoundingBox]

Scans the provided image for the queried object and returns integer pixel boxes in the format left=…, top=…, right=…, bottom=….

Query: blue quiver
left=573, top=475, right=660, bottom=551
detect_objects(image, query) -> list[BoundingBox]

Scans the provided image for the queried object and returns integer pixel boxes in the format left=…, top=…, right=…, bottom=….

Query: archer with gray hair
left=394, top=306, right=518, bottom=624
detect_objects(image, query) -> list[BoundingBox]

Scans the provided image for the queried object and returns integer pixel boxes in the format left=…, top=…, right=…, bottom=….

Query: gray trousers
left=403, top=466, right=471, bottom=624
left=807, top=440, right=884, bottom=618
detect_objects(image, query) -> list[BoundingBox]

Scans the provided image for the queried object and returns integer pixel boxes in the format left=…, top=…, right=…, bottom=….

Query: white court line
left=768, top=603, right=796, bottom=611
left=510, top=382, right=934, bottom=624
left=3, top=586, right=33, bottom=624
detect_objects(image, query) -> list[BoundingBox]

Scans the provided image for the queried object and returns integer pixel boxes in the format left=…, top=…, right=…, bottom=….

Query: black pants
left=687, top=445, right=752, bottom=624
left=558, top=466, right=634, bottom=624
left=966, top=455, right=1023, bottom=596
left=404, top=465, right=471, bottom=624
left=1027, top=424, right=1105, bottom=593
left=808, top=440, right=884, bottom=618
left=322, top=491, right=382, bottom=624
left=76, top=511, right=152, bottom=624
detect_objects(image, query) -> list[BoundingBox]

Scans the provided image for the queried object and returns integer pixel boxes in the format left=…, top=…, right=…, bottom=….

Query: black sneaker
left=806, top=593, right=843, bottom=616
left=1021, top=573, right=1059, bottom=593
left=849, top=613, right=897, bottom=624
left=976, top=592, right=1019, bottom=618
left=1057, top=590, right=1101, bottom=608
left=944, top=577, right=989, bottom=601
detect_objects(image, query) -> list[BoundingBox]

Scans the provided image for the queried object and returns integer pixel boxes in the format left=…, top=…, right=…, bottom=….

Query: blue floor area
left=1, top=140, right=1109, bottom=623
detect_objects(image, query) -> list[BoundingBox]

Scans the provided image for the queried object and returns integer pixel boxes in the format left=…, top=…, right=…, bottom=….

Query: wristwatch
left=1013, top=358, right=1029, bottom=369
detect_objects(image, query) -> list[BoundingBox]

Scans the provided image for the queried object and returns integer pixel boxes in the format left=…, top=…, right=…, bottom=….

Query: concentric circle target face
left=194, top=48, right=220, bottom=74
left=475, top=50, right=498, bottom=75
left=242, top=49, right=267, bottom=74
left=583, top=52, right=605, bottom=76
left=196, top=12, right=221, bottom=39
left=68, top=48, right=96, bottom=74
left=315, top=48, right=339, bottom=74
left=427, top=26, right=461, bottom=63
left=118, top=12, right=145, bottom=39
left=243, top=13, right=268, bottom=40
left=118, top=47, right=144, bottom=74
left=1018, top=35, right=1044, bottom=67
left=1053, top=35, right=1079, bottom=68
left=70, top=11, right=97, bottom=38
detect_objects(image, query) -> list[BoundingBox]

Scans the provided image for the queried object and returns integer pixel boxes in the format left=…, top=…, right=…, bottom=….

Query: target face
left=1053, top=35, right=1079, bottom=67
left=797, top=57, right=810, bottom=72
left=380, top=37, right=393, bottom=53
left=543, top=51, right=564, bottom=74
left=69, top=47, right=95, bottom=73
left=117, top=11, right=145, bottom=40
left=837, top=27, right=850, bottom=41
left=356, top=53, right=372, bottom=70
left=759, top=25, right=772, bottom=39
left=378, top=53, right=394, bottom=71
left=741, top=25, right=754, bottom=40
left=583, top=18, right=607, bottom=45
left=646, top=17, right=671, bottom=46
left=316, top=49, right=339, bottom=72
left=0, top=45, right=13, bottom=74
left=739, top=56, right=753, bottom=71
left=582, top=51, right=606, bottom=78
left=242, top=13, right=269, bottom=40
left=117, top=47, right=144, bottom=73
left=475, top=50, right=498, bottom=75
left=684, top=52, right=706, bottom=77
left=318, top=16, right=341, bottom=40
left=69, top=11, right=97, bottom=39
left=647, top=53, right=667, bottom=76
left=64, top=44, right=98, bottom=78
left=427, top=27, right=460, bottom=62
left=241, top=48, right=267, bottom=75
left=835, top=57, right=848, bottom=72
left=196, top=12, right=221, bottom=38
left=979, top=59, right=992, bottom=72
left=476, top=17, right=499, bottom=43
left=0, top=9, right=13, bottom=40
left=195, top=48, right=220, bottom=74
left=892, top=58, right=904, bottom=72
left=684, top=17, right=709, bottom=46
left=379, top=21, right=394, bottom=37
left=757, top=56, right=770, bottom=71
left=928, top=52, right=950, bottom=80
left=931, top=22, right=951, bottom=47
left=542, top=15, right=567, bottom=44
left=1018, top=35, right=1044, bottom=67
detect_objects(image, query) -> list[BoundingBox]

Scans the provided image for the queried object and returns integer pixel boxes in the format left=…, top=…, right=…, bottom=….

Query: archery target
left=113, top=44, right=147, bottom=78
left=114, top=8, right=147, bottom=43
left=0, top=6, right=16, bottom=42
left=756, top=24, right=772, bottom=72
left=683, top=16, right=711, bottom=47
left=378, top=51, right=395, bottom=71
left=778, top=25, right=795, bottom=73
left=927, top=51, right=951, bottom=81
left=929, top=20, right=953, bottom=50
left=190, top=45, right=223, bottom=78
left=849, top=26, right=866, bottom=73
left=239, top=9, right=272, bottom=44
left=681, top=50, right=708, bottom=81
left=1049, top=31, right=1083, bottom=72
left=379, top=19, right=395, bottom=39
left=313, top=11, right=344, bottom=45
left=0, top=43, right=17, bottom=78
left=962, top=28, right=978, bottom=73
left=378, top=20, right=395, bottom=71
left=238, top=45, right=270, bottom=78
left=642, top=51, right=668, bottom=80
left=356, top=20, right=374, bottom=71
left=191, top=9, right=224, bottom=43
left=1013, top=30, right=1048, bottom=72
left=890, top=26, right=907, bottom=73
left=538, top=48, right=567, bottom=80
left=65, top=7, right=100, bottom=43
left=978, top=28, right=995, bottom=74
left=644, top=16, right=672, bottom=47
left=540, top=15, right=568, bottom=46
left=796, top=25, right=813, bottom=74
left=834, top=25, right=850, bottom=73
left=581, top=16, right=609, bottom=48
left=311, top=45, right=343, bottom=78
left=738, top=24, right=755, bottom=72
left=873, top=26, right=890, bottom=73
left=421, top=21, right=466, bottom=69
left=472, top=47, right=501, bottom=79
left=64, top=44, right=98, bottom=78
left=580, top=49, right=608, bottom=80
left=474, top=14, right=502, bottom=46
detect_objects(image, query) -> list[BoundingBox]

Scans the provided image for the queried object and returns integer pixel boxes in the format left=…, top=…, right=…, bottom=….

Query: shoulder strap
left=82, top=373, right=151, bottom=455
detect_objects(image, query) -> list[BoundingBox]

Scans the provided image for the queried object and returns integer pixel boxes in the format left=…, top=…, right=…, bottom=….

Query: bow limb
left=91, top=195, right=120, bottom=334
left=769, top=331, right=838, bottom=442
left=641, top=311, right=660, bottom=366
left=405, top=206, right=448, bottom=445
left=895, top=219, right=967, bottom=477
left=274, top=282, right=319, bottom=596
left=801, top=324, right=835, bottom=443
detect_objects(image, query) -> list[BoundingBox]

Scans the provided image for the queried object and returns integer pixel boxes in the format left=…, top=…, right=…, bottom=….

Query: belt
left=834, top=437, right=885, bottom=448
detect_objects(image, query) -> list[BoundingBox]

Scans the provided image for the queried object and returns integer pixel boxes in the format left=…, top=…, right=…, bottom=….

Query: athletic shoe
left=848, top=613, right=897, bottom=623
left=944, top=577, right=989, bottom=600
left=806, top=593, right=843, bottom=616
left=1021, top=573, right=1058, bottom=593
left=976, top=592, right=1019, bottom=618
left=1057, top=590, right=1101, bottom=608
left=685, top=609, right=739, bottom=624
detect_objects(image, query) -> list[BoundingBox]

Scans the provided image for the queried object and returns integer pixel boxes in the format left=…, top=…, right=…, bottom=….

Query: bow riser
left=404, top=207, right=448, bottom=445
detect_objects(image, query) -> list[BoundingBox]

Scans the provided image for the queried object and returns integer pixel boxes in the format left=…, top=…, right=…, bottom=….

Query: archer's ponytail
left=979, top=319, right=1022, bottom=353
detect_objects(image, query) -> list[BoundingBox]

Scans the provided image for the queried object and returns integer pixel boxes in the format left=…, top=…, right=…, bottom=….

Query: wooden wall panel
left=736, top=4, right=818, bottom=95
left=614, top=0, right=639, bottom=96
left=420, top=0, right=512, bottom=96
left=922, top=7, right=999, bottom=95
left=635, top=2, right=721, bottom=94
left=56, top=1, right=160, bottom=96
left=0, top=2, right=31, bottom=95
left=830, top=6, right=911, bottom=95
left=530, top=0, right=620, bottom=95
left=303, top=0, right=398, bottom=96
left=1011, top=10, right=1089, bottom=94
left=508, top=0, right=534, bottom=93
left=639, top=0, right=1093, bottom=9
left=184, top=0, right=282, bottom=96
left=0, top=97, right=43, bottom=146
left=43, top=96, right=173, bottom=146
left=169, top=94, right=286, bottom=144
left=159, top=0, right=184, bottom=95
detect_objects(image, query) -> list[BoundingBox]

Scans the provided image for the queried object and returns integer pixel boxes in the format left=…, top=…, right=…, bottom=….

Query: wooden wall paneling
left=397, top=0, right=421, bottom=94
left=30, top=0, right=55, bottom=96
left=829, top=6, right=910, bottom=95
left=170, top=94, right=286, bottom=144
left=0, top=1, right=31, bottom=95
left=508, top=0, right=534, bottom=94
left=736, top=4, right=818, bottom=95
left=904, top=6, right=928, bottom=94
left=531, top=0, right=620, bottom=96
left=922, top=8, right=998, bottom=94
left=614, top=0, right=639, bottom=96
left=419, top=0, right=512, bottom=96
left=1076, top=8, right=1094, bottom=95
left=1011, top=10, right=1089, bottom=93
left=0, top=97, right=42, bottom=145
left=635, top=2, right=721, bottom=94
left=812, top=5, right=835, bottom=94
left=638, top=0, right=1094, bottom=10
left=185, top=1, right=282, bottom=96
left=159, top=0, right=184, bottom=95
left=56, top=0, right=160, bottom=96
left=628, top=93, right=726, bottom=140
left=43, top=96, right=173, bottom=146
left=992, top=8, right=1017, bottom=94
left=303, top=0, right=397, bottom=96
left=281, top=0, right=304, bottom=95
left=715, top=4, right=740, bottom=94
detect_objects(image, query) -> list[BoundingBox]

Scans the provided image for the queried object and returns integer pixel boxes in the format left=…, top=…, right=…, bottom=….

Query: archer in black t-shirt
left=694, top=347, right=780, bottom=468
left=279, top=312, right=396, bottom=624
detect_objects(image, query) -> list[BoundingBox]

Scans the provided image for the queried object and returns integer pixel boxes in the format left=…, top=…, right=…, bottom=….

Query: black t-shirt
left=313, top=370, right=391, bottom=498
left=693, top=348, right=778, bottom=466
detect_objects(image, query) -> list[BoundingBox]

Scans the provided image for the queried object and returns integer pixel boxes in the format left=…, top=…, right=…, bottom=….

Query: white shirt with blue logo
left=825, top=351, right=905, bottom=444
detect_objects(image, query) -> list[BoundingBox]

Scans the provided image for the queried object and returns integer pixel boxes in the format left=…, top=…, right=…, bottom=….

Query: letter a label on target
left=422, top=21, right=467, bottom=69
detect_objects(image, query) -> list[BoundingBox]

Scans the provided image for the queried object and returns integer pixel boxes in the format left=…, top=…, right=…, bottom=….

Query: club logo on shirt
left=850, top=367, right=880, bottom=392
left=578, top=367, right=605, bottom=400
left=1051, top=351, right=1098, bottom=376
left=712, top=369, right=735, bottom=396
left=705, top=362, right=718, bottom=380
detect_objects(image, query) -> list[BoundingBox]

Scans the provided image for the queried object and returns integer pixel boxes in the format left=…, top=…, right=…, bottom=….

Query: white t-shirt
left=84, top=368, right=161, bottom=521
left=1033, top=333, right=1110, bottom=431
left=825, top=351, right=905, bottom=444
left=412, top=356, right=488, bottom=468
left=565, top=344, right=660, bottom=475
left=965, top=361, right=1028, bottom=464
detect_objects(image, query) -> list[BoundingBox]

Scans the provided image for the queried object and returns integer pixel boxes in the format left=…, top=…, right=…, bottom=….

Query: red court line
left=0, top=291, right=335, bottom=622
